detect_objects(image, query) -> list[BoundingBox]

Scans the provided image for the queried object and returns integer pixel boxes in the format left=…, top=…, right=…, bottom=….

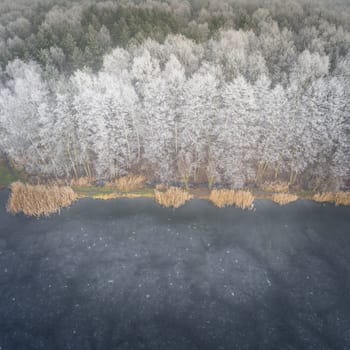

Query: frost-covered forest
left=0, top=0, right=349, bottom=190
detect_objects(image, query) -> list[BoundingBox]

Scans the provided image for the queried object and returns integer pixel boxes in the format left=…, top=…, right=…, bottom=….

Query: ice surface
left=0, top=191, right=349, bottom=349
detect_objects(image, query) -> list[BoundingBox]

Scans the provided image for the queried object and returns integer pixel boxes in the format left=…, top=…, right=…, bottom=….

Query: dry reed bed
left=70, top=177, right=95, bottom=187
left=106, top=175, right=146, bottom=192
left=313, top=192, right=335, bottom=203
left=334, top=192, right=350, bottom=206
left=313, top=192, right=350, bottom=206
left=209, top=189, right=254, bottom=209
left=7, top=182, right=77, bottom=217
left=154, top=187, right=193, bottom=208
left=272, top=193, right=298, bottom=205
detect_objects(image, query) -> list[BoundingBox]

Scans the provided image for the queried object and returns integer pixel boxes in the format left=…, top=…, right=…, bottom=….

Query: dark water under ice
left=0, top=190, right=350, bottom=350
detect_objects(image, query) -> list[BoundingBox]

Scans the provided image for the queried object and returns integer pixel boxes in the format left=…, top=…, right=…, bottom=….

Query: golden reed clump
left=313, top=192, right=350, bottom=206
left=7, top=182, right=77, bottom=217
left=209, top=189, right=235, bottom=208
left=272, top=193, right=298, bottom=205
left=334, top=192, right=350, bottom=206
left=261, top=181, right=289, bottom=193
left=209, top=189, right=254, bottom=209
left=313, top=192, right=335, bottom=203
left=234, top=190, right=255, bottom=209
left=154, top=187, right=193, bottom=208
left=106, top=175, right=146, bottom=192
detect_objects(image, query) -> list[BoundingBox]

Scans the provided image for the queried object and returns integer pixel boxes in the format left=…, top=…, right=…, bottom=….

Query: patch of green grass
left=130, top=189, right=155, bottom=198
left=72, top=186, right=155, bottom=199
left=294, top=190, right=318, bottom=200
left=72, top=186, right=115, bottom=197
left=0, top=162, right=21, bottom=187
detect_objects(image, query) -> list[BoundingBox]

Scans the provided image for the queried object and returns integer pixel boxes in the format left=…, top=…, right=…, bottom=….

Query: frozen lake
left=0, top=190, right=350, bottom=350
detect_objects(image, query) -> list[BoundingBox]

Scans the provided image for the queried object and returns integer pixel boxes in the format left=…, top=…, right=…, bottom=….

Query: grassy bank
left=0, top=161, right=22, bottom=188
left=73, top=184, right=350, bottom=209
left=72, top=186, right=155, bottom=199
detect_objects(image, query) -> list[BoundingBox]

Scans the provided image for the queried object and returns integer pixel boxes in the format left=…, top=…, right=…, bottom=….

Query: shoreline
left=2, top=183, right=349, bottom=203
left=3, top=183, right=350, bottom=218
left=71, top=185, right=349, bottom=204
left=1, top=162, right=349, bottom=213
left=0, top=185, right=350, bottom=206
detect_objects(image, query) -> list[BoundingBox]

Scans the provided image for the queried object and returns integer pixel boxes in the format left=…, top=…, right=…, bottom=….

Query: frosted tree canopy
left=0, top=0, right=349, bottom=191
